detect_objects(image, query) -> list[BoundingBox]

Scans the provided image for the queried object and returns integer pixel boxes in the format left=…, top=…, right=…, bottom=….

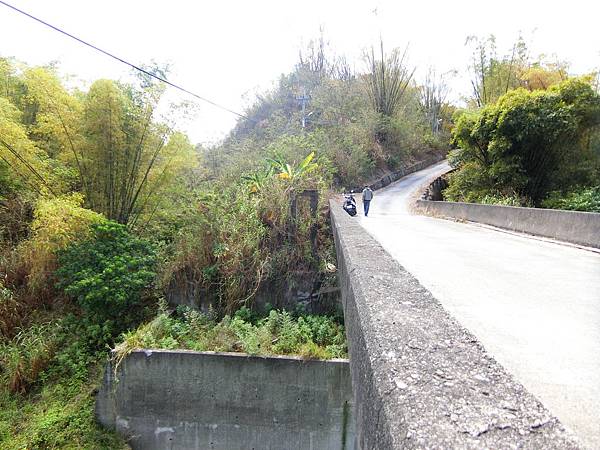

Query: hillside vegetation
left=2, top=33, right=597, bottom=447
left=0, top=37, right=448, bottom=447
left=446, top=37, right=600, bottom=209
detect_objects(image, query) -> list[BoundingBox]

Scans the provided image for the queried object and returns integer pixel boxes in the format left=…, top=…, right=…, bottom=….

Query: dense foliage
left=161, top=147, right=336, bottom=314
left=541, top=186, right=600, bottom=212
left=446, top=78, right=600, bottom=206
left=21, top=194, right=105, bottom=293
left=444, top=36, right=600, bottom=208
left=56, top=221, right=156, bottom=331
left=209, top=37, right=451, bottom=189
left=0, top=59, right=199, bottom=226
left=0, top=315, right=128, bottom=449
left=1, top=216, right=155, bottom=448
left=465, top=35, right=570, bottom=108
left=116, top=306, right=347, bottom=361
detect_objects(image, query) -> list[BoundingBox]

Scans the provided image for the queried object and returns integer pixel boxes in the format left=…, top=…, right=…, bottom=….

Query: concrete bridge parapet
left=330, top=200, right=581, bottom=449
left=417, top=199, right=600, bottom=249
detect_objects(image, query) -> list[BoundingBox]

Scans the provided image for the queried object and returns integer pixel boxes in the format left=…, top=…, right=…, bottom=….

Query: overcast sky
left=1, top=0, right=598, bottom=144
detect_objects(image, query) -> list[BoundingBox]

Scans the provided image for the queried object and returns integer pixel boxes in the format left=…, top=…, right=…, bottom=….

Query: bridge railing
left=417, top=199, right=600, bottom=249
left=329, top=199, right=581, bottom=449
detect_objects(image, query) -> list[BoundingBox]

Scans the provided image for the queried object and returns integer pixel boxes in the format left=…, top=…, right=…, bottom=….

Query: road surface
left=358, top=161, right=600, bottom=448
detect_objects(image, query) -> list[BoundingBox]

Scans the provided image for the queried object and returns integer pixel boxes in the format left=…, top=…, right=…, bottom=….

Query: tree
left=0, top=97, right=55, bottom=196
left=363, top=41, right=416, bottom=147
left=521, top=61, right=568, bottom=91
left=13, top=62, right=199, bottom=226
left=297, top=31, right=328, bottom=82
left=466, top=35, right=528, bottom=107
left=18, top=194, right=105, bottom=296
left=419, top=68, right=451, bottom=135
left=448, top=78, right=600, bottom=204
left=466, top=35, right=576, bottom=108
left=365, top=41, right=415, bottom=118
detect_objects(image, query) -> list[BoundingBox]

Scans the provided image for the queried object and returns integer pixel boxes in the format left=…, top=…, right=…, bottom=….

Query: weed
left=0, top=309, right=131, bottom=448
left=0, top=365, right=128, bottom=449
left=0, top=322, right=60, bottom=394
left=0, top=283, right=21, bottom=338
left=114, top=307, right=347, bottom=361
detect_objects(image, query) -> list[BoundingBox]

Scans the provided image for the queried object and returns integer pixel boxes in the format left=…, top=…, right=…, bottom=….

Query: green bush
left=449, top=79, right=600, bottom=205
left=55, top=221, right=156, bottom=332
left=479, top=194, right=526, bottom=207
left=21, top=194, right=106, bottom=295
left=0, top=308, right=136, bottom=447
left=541, top=186, right=600, bottom=212
left=0, top=364, right=128, bottom=450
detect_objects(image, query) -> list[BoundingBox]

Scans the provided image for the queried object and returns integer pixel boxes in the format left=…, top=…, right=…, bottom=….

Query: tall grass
left=0, top=322, right=60, bottom=393
left=0, top=283, right=21, bottom=339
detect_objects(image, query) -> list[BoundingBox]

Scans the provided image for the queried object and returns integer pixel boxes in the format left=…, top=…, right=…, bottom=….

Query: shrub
left=0, top=283, right=21, bottom=338
left=55, top=221, right=156, bottom=332
left=541, top=186, right=600, bottom=212
left=479, top=194, right=527, bottom=207
left=0, top=322, right=60, bottom=393
left=449, top=79, right=600, bottom=205
left=0, top=361, right=129, bottom=449
left=18, top=194, right=105, bottom=295
left=443, top=161, right=497, bottom=203
left=0, top=197, right=32, bottom=248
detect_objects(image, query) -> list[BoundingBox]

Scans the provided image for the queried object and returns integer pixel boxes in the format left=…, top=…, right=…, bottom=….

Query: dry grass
left=0, top=322, right=60, bottom=394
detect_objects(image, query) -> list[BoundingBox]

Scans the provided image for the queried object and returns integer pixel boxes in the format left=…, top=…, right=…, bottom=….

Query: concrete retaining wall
left=96, top=350, right=355, bottom=450
left=417, top=199, right=600, bottom=249
left=348, top=154, right=446, bottom=193
left=329, top=200, right=581, bottom=449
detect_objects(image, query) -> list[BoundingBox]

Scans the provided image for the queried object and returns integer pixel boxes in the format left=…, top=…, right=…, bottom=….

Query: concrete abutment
left=96, top=350, right=356, bottom=450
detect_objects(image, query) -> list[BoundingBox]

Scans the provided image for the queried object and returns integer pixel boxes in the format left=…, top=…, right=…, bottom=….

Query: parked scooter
left=343, top=191, right=357, bottom=216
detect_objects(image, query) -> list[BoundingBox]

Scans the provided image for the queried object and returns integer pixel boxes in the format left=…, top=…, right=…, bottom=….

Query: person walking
left=362, top=185, right=373, bottom=216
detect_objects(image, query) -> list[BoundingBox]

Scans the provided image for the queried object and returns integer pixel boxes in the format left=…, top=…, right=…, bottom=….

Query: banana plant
left=241, top=166, right=274, bottom=193
left=295, top=151, right=318, bottom=178
left=244, top=152, right=319, bottom=193
left=266, top=151, right=318, bottom=181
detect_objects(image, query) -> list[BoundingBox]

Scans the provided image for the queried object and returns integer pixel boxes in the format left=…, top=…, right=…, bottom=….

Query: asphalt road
left=357, top=161, right=600, bottom=448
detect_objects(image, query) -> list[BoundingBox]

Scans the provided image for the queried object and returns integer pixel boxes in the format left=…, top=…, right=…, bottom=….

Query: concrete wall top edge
left=416, top=198, right=600, bottom=248
left=419, top=199, right=600, bottom=217
left=117, top=348, right=349, bottom=364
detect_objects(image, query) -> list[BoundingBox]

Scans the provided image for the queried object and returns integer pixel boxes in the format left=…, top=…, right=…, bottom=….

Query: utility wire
left=0, top=153, right=43, bottom=195
left=0, top=0, right=252, bottom=121
left=0, top=138, right=56, bottom=195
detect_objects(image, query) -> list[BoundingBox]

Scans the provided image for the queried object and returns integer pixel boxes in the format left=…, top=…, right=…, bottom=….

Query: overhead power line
left=0, top=153, right=43, bottom=195
left=0, top=138, right=56, bottom=195
left=0, top=0, right=251, bottom=121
